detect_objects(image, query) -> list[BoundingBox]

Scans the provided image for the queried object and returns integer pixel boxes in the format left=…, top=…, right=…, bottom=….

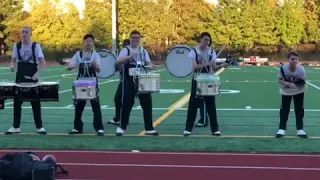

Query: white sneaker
left=145, top=130, right=159, bottom=136
left=116, top=127, right=125, bottom=136
left=213, top=131, right=221, bottom=136
left=97, top=129, right=104, bottom=136
left=5, top=127, right=21, bottom=134
left=37, top=128, right=47, bottom=135
left=183, top=130, right=191, bottom=137
left=275, top=129, right=285, bottom=138
left=297, top=130, right=308, bottom=138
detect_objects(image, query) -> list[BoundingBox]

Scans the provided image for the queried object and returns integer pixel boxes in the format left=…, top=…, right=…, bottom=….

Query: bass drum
left=97, top=49, right=117, bottom=79
left=165, top=45, right=193, bottom=78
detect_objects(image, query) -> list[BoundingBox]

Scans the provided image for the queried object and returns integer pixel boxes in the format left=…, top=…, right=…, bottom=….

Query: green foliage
left=2, top=0, right=320, bottom=57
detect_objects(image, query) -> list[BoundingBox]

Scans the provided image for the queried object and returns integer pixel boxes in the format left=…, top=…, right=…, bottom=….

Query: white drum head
left=97, top=49, right=117, bottom=79
left=165, top=45, right=193, bottom=78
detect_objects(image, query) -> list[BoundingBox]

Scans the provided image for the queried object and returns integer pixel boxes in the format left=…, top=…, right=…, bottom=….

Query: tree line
left=1, top=0, right=320, bottom=61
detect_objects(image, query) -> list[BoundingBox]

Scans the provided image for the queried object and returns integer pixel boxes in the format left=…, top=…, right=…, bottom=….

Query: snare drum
left=196, top=74, right=220, bottom=96
left=16, top=83, right=39, bottom=101
left=0, top=82, right=17, bottom=99
left=73, top=78, right=97, bottom=100
left=138, top=73, right=160, bottom=93
left=38, top=82, right=59, bottom=102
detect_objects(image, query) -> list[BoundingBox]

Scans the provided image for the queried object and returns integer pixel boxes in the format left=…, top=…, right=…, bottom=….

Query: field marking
left=273, top=66, right=320, bottom=90
left=4, top=79, right=118, bottom=106
left=4, top=133, right=320, bottom=139
left=138, top=68, right=226, bottom=136
left=4, top=106, right=320, bottom=112
left=2, top=149, right=320, bottom=157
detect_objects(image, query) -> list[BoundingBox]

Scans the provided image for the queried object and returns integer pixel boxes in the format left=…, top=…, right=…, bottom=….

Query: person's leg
left=69, top=100, right=86, bottom=134
left=90, top=98, right=104, bottom=136
left=108, top=82, right=122, bottom=125
left=276, top=95, right=292, bottom=138
left=196, top=99, right=209, bottom=127
left=204, top=96, right=220, bottom=136
left=30, top=100, right=46, bottom=134
left=117, top=80, right=135, bottom=136
left=293, top=93, right=307, bottom=138
left=138, top=93, right=158, bottom=136
left=184, top=94, right=201, bottom=136
left=5, top=98, right=23, bottom=134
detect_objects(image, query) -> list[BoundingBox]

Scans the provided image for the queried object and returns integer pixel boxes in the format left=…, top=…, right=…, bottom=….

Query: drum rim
left=96, top=49, right=118, bottom=79
left=165, top=46, right=193, bottom=78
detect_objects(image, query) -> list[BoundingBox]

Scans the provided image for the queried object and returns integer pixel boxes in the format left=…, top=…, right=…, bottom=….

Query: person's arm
left=190, top=50, right=210, bottom=70
left=144, top=50, right=154, bottom=70
left=36, top=44, right=46, bottom=74
left=10, top=45, right=17, bottom=72
left=67, top=53, right=79, bottom=71
left=116, top=48, right=131, bottom=65
left=299, top=66, right=306, bottom=80
left=92, top=52, right=101, bottom=73
left=278, top=69, right=291, bottom=86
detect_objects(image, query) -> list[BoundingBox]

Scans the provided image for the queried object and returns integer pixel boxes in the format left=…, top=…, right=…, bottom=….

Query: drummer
left=5, top=26, right=47, bottom=135
left=115, top=30, right=158, bottom=136
left=183, top=32, right=222, bottom=137
left=108, top=39, right=130, bottom=126
left=67, top=34, right=104, bottom=136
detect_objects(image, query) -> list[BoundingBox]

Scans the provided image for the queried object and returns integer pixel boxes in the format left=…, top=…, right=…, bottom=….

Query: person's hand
left=288, top=83, right=297, bottom=89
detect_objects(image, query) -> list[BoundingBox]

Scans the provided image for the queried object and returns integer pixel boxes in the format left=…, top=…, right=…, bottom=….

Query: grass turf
left=1, top=66, right=320, bottom=153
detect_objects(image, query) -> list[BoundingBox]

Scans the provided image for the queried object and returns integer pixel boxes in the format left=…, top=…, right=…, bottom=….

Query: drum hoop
left=97, top=49, right=117, bottom=79
left=165, top=46, right=193, bottom=78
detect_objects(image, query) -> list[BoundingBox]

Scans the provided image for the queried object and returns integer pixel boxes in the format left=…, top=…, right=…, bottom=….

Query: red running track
left=0, top=150, right=320, bottom=180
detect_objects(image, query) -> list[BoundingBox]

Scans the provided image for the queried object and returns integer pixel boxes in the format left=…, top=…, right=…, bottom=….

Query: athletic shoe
left=275, top=129, right=285, bottom=138
left=212, top=131, right=221, bottom=136
left=297, top=130, right=308, bottom=138
left=183, top=130, right=191, bottom=137
left=116, top=127, right=125, bottom=136
left=107, top=119, right=119, bottom=126
left=97, top=129, right=104, bottom=136
left=68, top=129, right=82, bottom=135
left=4, top=127, right=21, bottom=135
left=195, top=122, right=208, bottom=127
left=145, top=130, right=159, bottom=136
left=37, top=128, right=47, bottom=135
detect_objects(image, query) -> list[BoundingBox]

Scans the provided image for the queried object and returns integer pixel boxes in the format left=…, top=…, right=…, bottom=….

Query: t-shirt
left=70, top=51, right=101, bottom=67
left=278, top=64, right=306, bottom=82
left=12, top=42, right=44, bottom=64
left=188, top=46, right=217, bottom=64
left=118, top=46, right=151, bottom=65
left=278, top=64, right=307, bottom=95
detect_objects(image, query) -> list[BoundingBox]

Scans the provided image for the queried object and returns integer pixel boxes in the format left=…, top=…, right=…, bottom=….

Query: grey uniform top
left=278, top=64, right=307, bottom=95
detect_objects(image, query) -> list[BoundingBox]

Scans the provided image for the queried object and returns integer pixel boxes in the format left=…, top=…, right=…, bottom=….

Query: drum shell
left=16, top=84, right=39, bottom=101
left=73, top=79, right=97, bottom=100
left=38, top=83, right=59, bottom=102
left=195, top=74, right=220, bottom=96
left=138, top=74, right=160, bottom=94
left=0, top=85, right=16, bottom=99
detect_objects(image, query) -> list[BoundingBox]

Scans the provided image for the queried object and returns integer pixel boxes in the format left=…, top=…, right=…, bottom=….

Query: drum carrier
left=129, top=47, right=160, bottom=94
left=72, top=51, right=98, bottom=100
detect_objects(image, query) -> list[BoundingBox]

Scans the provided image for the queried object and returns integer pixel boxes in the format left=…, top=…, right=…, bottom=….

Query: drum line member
left=108, top=39, right=130, bottom=125
left=67, top=34, right=104, bottom=136
left=276, top=51, right=307, bottom=138
left=183, top=32, right=222, bottom=137
left=5, top=26, right=47, bottom=135
left=115, top=30, right=158, bottom=136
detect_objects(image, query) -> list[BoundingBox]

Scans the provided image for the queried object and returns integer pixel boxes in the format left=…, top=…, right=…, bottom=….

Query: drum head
left=97, top=49, right=117, bottom=79
left=165, top=45, right=193, bottom=78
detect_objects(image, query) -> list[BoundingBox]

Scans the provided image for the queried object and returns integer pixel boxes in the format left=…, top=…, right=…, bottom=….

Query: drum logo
left=175, top=50, right=185, bottom=54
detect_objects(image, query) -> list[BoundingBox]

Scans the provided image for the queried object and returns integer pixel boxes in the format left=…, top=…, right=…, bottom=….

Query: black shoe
left=97, top=130, right=104, bottom=136
left=297, top=134, right=308, bottom=139
left=107, top=120, right=120, bottom=126
left=37, top=128, right=47, bottom=135
left=275, top=134, right=284, bottom=138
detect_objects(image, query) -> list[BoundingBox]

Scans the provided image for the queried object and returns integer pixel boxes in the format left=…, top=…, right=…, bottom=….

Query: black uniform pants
left=113, top=83, right=122, bottom=122
left=198, top=99, right=209, bottom=124
left=279, top=93, right=304, bottom=130
left=73, top=98, right=104, bottom=132
left=13, top=98, right=42, bottom=129
left=119, top=78, right=154, bottom=131
left=185, top=94, right=219, bottom=133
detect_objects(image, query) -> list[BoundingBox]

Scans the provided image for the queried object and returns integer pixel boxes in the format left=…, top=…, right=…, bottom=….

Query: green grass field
left=1, top=65, right=320, bottom=153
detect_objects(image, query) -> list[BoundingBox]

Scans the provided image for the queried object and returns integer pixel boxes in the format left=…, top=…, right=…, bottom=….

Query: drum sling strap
left=280, top=66, right=306, bottom=86
left=16, top=42, right=38, bottom=83
left=280, top=66, right=288, bottom=82
left=17, top=42, right=37, bottom=64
